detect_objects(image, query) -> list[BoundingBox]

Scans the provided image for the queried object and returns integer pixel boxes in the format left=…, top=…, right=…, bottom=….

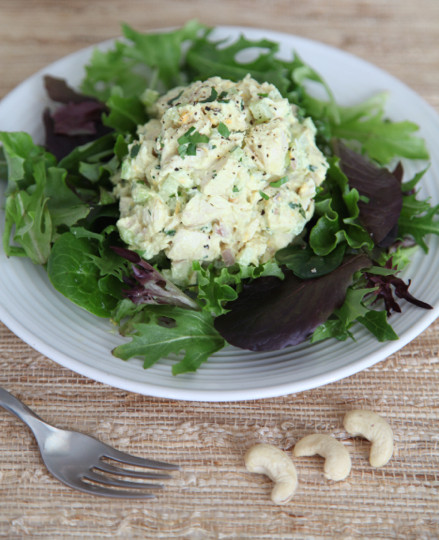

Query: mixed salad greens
left=1, top=21, right=438, bottom=374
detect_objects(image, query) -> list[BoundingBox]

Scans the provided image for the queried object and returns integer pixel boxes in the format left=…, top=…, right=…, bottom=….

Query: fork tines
left=103, top=444, right=180, bottom=471
left=76, top=447, right=180, bottom=498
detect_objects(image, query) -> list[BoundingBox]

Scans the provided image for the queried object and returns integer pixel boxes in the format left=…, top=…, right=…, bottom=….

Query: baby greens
left=0, top=22, right=437, bottom=374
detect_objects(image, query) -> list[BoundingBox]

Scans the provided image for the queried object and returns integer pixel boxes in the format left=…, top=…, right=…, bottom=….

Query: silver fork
left=0, top=386, right=179, bottom=498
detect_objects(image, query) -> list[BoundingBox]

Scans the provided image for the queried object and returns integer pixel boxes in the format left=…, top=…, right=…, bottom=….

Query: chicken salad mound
left=114, top=74, right=328, bottom=285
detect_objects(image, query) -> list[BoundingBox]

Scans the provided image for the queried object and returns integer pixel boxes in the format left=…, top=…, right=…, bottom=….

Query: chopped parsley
left=359, top=194, right=371, bottom=204
left=177, top=127, right=209, bottom=157
left=218, top=122, right=230, bottom=138
left=218, top=91, right=230, bottom=103
left=289, top=201, right=306, bottom=218
left=200, top=87, right=229, bottom=104
left=201, top=87, right=218, bottom=103
left=270, top=176, right=289, bottom=188
left=167, top=89, right=184, bottom=106
left=130, top=143, right=141, bottom=158
left=259, top=190, right=270, bottom=200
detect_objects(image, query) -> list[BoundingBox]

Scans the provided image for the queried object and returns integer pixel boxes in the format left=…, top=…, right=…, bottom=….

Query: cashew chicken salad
left=0, top=22, right=436, bottom=375
left=115, top=75, right=327, bottom=285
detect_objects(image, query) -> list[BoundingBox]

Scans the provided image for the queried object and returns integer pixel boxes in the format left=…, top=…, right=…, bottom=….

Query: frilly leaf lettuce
left=309, top=157, right=374, bottom=256
left=194, top=259, right=284, bottom=316
left=194, top=262, right=239, bottom=316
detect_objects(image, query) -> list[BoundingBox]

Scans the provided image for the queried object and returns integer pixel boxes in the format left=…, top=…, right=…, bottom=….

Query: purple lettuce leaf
left=214, top=253, right=371, bottom=351
left=51, top=101, right=107, bottom=136
left=111, top=246, right=199, bottom=310
left=44, top=75, right=96, bottom=104
left=43, top=75, right=111, bottom=160
left=392, top=161, right=404, bottom=184
left=364, top=258, right=432, bottom=315
left=333, top=141, right=403, bottom=245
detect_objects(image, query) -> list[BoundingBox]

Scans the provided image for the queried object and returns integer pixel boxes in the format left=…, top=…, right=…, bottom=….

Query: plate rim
left=1, top=24, right=438, bottom=401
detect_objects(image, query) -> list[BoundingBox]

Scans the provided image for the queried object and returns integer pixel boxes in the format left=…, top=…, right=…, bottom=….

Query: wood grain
left=1, top=1, right=439, bottom=538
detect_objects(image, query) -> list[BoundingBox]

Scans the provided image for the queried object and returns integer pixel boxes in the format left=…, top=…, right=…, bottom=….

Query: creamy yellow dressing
left=113, top=75, right=328, bottom=285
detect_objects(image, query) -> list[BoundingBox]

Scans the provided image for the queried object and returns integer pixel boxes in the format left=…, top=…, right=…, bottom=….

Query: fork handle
left=0, top=386, right=47, bottom=431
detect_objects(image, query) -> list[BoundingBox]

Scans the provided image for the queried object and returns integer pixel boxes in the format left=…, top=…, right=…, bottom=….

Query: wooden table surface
left=1, top=1, right=439, bottom=538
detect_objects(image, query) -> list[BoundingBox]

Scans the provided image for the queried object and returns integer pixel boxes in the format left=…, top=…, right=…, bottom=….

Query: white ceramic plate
left=1, top=26, right=439, bottom=401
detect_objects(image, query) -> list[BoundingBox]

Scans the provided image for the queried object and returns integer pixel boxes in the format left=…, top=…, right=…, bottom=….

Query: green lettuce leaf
left=357, top=310, right=399, bottom=341
left=102, top=88, right=148, bottom=134
left=0, top=146, right=7, bottom=179
left=186, top=32, right=291, bottom=94
left=332, top=109, right=429, bottom=164
left=276, top=243, right=346, bottom=278
left=286, top=67, right=429, bottom=164
left=81, top=20, right=207, bottom=101
left=3, top=174, right=52, bottom=263
left=309, top=157, right=374, bottom=255
left=398, top=195, right=439, bottom=252
left=47, top=230, right=125, bottom=317
left=311, top=286, right=373, bottom=342
left=194, top=260, right=284, bottom=316
left=0, top=131, right=56, bottom=193
left=122, top=21, right=206, bottom=89
left=0, top=132, right=90, bottom=263
left=113, top=304, right=225, bottom=374
left=80, top=42, right=148, bottom=102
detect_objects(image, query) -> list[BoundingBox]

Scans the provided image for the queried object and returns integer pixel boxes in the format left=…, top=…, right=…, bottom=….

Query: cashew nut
left=343, top=409, right=393, bottom=467
left=244, top=443, right=298, bottom=504
left=293, top=434, right=351, bottom=481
